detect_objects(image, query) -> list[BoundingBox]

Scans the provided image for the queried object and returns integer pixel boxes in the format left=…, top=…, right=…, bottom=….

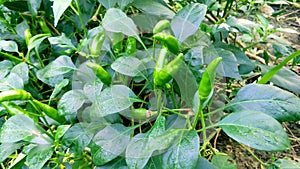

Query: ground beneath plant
left=214, top=122, right=300, bottom=169
left=212, top=3, right=300, bottom=169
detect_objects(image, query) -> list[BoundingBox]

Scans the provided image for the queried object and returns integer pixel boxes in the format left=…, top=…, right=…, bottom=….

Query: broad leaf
left=0, top=60, right=13, bottom=80
left=28, top=34, right=49, bottom=51
left=211, top=155, right=237, bottom=169
left=0, top=115, right=41, bottom=143
left=91, top=85, right=138, bottom=117
left=267, top=159, right=300, bottom=169
left=0, top=40, right=19, bottom=53
left=217, top=110, right=290, bottom=151
left=229, top=84, right=300, bottom=122
left=0, top=73, right=24, bottom=91
left=10, top=62, right=29, bottom=84
left=171, top=3, right=207, bottom=42
left=37, top=55, right=76, bottom=86
left=132, top=0, right=175, bottom=19
left=163, top=130, right=199, bottom=169
left=260, top=65, right=300, bottom=95
left=118, top=0, right=131, bottom=10
left=132, top=14, right=162, bottom=33
left=0, top=143, right=23, bottom=162
left=83, top=80, right=103, bottom=102
left=63, top=123, right=104, bottom=155
left=204, top=47, right=241, bottom=80
left=27, top=0, right=41, bottom=16
left=196, top=158, right=217, bottom=169
left=26, top=145, right=53, bottom=169
left=98, top=0, right=117, bottom=9
left=58, top=89, right=88, bottom=116
left=55, top=125, right=71, bottom=141
left=103, top=8, right=139, bottom=38
left=48, top=33, right=77, bottom=53
left=111, top=57, right=147, bottom=77
left=91, top=124, right=131, bottom=165
left=49, top=79, right=69, bottom=103
left=52, top=0, right=72, bottom=27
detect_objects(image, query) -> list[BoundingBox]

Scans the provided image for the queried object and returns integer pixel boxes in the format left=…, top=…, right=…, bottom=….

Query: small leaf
left=196, top=157, right=217, bottom=169
left=10, top=62, right=29, bottom=84
left=52, top=0, right=72, bottom=27
left=49, top=79, right=69, bottom=103
left=26, top=145, right=53, bottom=169
left=267, top=159, right=300, bottom=169
left=27, top=0, right=42, bottom=16
left=0, top=115, right=41, bottom=143
left=0, top=60, right=13, bottom=80
left=117, top=0, right=131, bottom=10
left=58, top=90, right=88, bottom=116
left=132, top=0, right=175, bottom=19
left=0, top=40, right=19, bottom=53
left=28, top=34, right=50, bottom=51
left=91, top=124, right=131, bottom=165
left=55, top=125, right=71, bottom=141
left=98, top=0, right=117, bottom=9
left=0, top=143, right=23, bottom=162
left=103, top=8, right=139, bottom=38
left=217, top=110, right=290, bottom=151
left=229, top=84, right=300, bottom=122
left=260, top=65, right=300, bottom=95
left=111, top=57, right=146, bottom=77
left=91, top=85, right=138, bottom=117
left=163, top=130, right=199, bottom=169
left=211, top=155, right=237, bottom=169
left=171, top=3, right=207, bottom=42
left=48, top=33, right=77, bottom=51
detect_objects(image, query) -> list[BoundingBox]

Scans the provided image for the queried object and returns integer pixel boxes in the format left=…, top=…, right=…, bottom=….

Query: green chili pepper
left=131, top=108, right=157, bottom=120
left=1, top=101, right=39, bottom=122
left=39, top=19, right=51, bottom=34
left=86, top=62, right=112, bottom=86
left=32, top=99, right=66, bottom=124
left=153, top=33, right=180, bottom=55
left=125, top=37, right=136, bottom=55
left=155, top=46, right=168, bottom=73
left=154, top=53, right=184, bottom=86
left=89, top=32, right=105, bottom=56
left=153, top=20, right=170, bottom=34
left=113, top=40, right=123, bottom=55
left=24, top=28, right=32, bottom=46
left=198, top=57, right=222, bottom=106
left=0, top=90, right=32, bottom=102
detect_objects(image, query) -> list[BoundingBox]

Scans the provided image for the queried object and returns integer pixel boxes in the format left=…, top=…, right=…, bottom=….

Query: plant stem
left=240, top=143, right=268, bottom=167
left=192, top=102, right=207, bottom=151
left=74, top=0, right=87, bottom=35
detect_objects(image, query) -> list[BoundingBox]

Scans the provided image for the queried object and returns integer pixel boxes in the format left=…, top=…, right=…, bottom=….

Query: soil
left=214, top=122, right=300, bottom=169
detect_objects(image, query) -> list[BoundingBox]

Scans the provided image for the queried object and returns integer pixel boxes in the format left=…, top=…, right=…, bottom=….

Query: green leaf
left=55, top=125, right=71, bottom=141
left=229, top=84, right=300, bottom=122
left=36, top=55, right=76, bottom=86
left=163, top=130, right=199, bottom=169
left=103, top=8, right=139, bottom=38
left=171, top=3, right=207, bottom=42
left=91, top=124, right=131, bottom=165
left=98, top=0, right=117, bottom=9
left=49, top=79, right=69, bottom=103
left=211, top=155, right=237, bottom=169
left=198, top=57, right=222, bottom=106
left=217, top=110, right=290, bottom=151
left=11, top=62, right=29, bottom=84
left=0, top=40, right=19, bottom=53
left=227, top=16, right=258, bottom=34
left=48, top=33, right=77, bottom=52
left=258, top=50, right=300, bottom=84
left=0, top=73, right=24, bottom=91
left=196, top=157, right=217, bottom=169
left=117, top=0, right=131, bottom=10
left=58, top=89, right=88, bottom=116
left=0, top=114, right=41, bottom=143
left=52, top=0, right=72, bottom=27
left=260, top=65, right=300, bottom=95
left=0, top=143, right=23, bottom=162
left=28, top=34, right=50, bottom=51
left=91, top=85, right=138, bottom=117
left=96, top=157, right=129, bottom=169
left=63, top=123, right=104, bottom=155
left=132, top=0, right=175, bottom=19
left=132, top=14, right=162, bottom=33
left=27, top=0, right=42, bottom=16
left=204, top=47, right=241, bottom=80
left=26, top=145, right=53, bottom=169
left=267, top=159, right=300, bottom=169
left=0, top=60, right=13, bottom=80
left=111, top=57, right=147, bottom=77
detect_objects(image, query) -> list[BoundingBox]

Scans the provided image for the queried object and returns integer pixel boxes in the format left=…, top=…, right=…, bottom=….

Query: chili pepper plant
left=0, top=0, right=299, bottom=168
